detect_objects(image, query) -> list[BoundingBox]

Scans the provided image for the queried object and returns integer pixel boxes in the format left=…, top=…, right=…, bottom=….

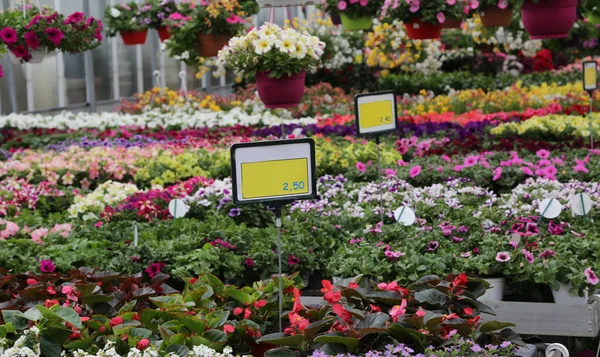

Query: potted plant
left=165, top=0, right=258, bottom=63
left=216, top=23, right=325, bottom=108
left=519, top=0, right=578, bottom=39
left=324, top=0, right=382, bottom=31
left=147, top=0, right=179, bottom=42
left=583, top=0, right=600, bottom=24
left=382, top=0, right=460, bottom=39
left=477, top=0, right=515, bottom=27
left=104, top=2, right=151, bottom=46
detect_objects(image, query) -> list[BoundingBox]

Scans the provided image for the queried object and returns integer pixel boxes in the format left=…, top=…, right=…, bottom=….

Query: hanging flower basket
left=157, top=26, right=171, bottom=42
left=196, top=33, right=232, bottom=58
left=120, top=30, right=148, bottom=46
left=9, top=48, right=48, bottom=64
left=479, top=6, right=513, bottom=27
left=256, top=71, right=306, bottom=109
left=404, top=18, right=442, bottom=40
left=587, top=12, right=600, bottom=25
left=340, top=14, right=372, bottom=30
left=442, top=17, right=462, bottom=29
left=521, top=0, right=578, bottom=39
left=330, top=12, right=342, bottom=25
left=255, top=0, right=315, bottom=7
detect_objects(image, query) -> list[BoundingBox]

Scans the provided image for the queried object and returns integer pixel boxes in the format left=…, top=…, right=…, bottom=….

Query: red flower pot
left=120, top=30, right=148, bottom=46
left=521, top=0, right=578, bottom=39
left=196, top=33, right=233, bottom=58
left=256, top=71, right=306, bottom=109
left=442, top=17, right=462, bottom=29
left=157, top=26, right=171, bottom=42
left=404, top=18, right=442, bottom=40
left=479, top=6, right=513, bottom=27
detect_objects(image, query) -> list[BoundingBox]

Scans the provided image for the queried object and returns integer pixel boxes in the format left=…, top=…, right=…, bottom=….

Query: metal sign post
left=583, top=61, right=597, bottom=149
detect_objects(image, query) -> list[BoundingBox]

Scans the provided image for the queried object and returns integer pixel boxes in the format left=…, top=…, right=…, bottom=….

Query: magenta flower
left=585, top=268, right=599, bottom=285
left=538, top=249, right=557, bottom=259
left=0, top=27, right=17, bottom=44
left=40, top=259, right=55, bottom=273
left=359, top=0, right=368, bottom=6
left=44, top=28, right=64, bottom=46
left=288, top=254, right=301, bottom=266
left=356, top=161, right=366, bottom=172
left=495, top=252, right=511, bottom=262
left=492, top=167, right=502, bottom=181
left=498, top=0, right=508, bottom=8
left=463, top=155, right=478, bottom=167
left=244, top=257, right=254, bottom=267
left=65, top=12, right=85, bottom=24
left=436, top=12, right=445, bottom=23
left=522, top=166, right=533, bottom=176
left=426, top=241, right=439, bottom=251
left=409, top=165, right=421, bottom=178
left=536, top=149, right=550, bottom=159
left=145, top=262, right=166, bottom=278
left=25, top=15, right=42, bottom=29
left=337, top=0, right=347, bottom=10
left=522, top=249, right=534, bottom=264
left=24, top=31, right=40, bottom=50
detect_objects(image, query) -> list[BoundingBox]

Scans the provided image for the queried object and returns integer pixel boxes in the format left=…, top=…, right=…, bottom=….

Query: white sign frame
left=583, top=61, right=598, bottom=92
left=354, top=91, right=398, bottom=136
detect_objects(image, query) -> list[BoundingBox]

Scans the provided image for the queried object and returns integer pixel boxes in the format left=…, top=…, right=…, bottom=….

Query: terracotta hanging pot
left=157, top=26, right=171, bottom=42
left=340, top=14, right=372, bottom=30
left=442, top=17, right=462, bottom=29
left=255, top=71, right=306, bottom=109
left=196, top=33, right=233, bottom=57
left=521, top=0, right=578, bottom=39
left=404, top=18, right=442, bottom=40
left=120, top=29, right=149, bottom=45
left=479, top=6, right=513, bottom=27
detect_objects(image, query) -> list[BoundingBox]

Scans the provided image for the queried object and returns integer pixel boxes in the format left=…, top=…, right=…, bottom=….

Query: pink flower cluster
left=0, top=178, right=65, bottom=216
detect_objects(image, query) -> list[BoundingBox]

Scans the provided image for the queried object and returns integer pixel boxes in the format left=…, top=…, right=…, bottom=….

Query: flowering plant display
left=381, top=0, right=462, bottom=25
left=216, top=23, right=326, bottom=79
left=0, top=5, right=102, bottom=62
left=146, top=0, right=179, bottom=29
left=323, top=0, right=383, bottom=20
left=164, top=0, right=258, bottom=64
left=477, top=0, right=515, bottom=9
left=104, top=1, right=150, bottom=36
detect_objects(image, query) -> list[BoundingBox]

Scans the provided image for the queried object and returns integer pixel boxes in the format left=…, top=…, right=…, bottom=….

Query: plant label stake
left=355, top=91, right=398, bottom=225
left=583, top=61, right=597, bottom=150
left=231, top=138, right=317, bottom=332
left=538, top=197, right=562, bottom=222
left=133, top=222, right=138, bottom=247
left=394, top=206, right=416, bottom=226
left=169, top=199, right=189, bottom=219
left=571, top=192, right=593, bottom=221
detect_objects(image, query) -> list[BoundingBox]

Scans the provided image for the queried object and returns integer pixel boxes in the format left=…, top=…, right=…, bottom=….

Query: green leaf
left=23, top=308, right=42, bottom=321
left=2, top=311, right=28, bottom=330
left=303, top=318, right=334, bottom=340
left=414, top=289, right=447, bottom=307
left=64, top=337, right=94, bottom=350
left=388, top=323, right=425, bottom=350
left=264, top=348, right=299, bottom=357
left=54, top=307, right=82, bottom=329
left=128, top=328, right=153, bottom=338
left=119, top=300, right=137, bottom=314
left=479, top=321, right=516, bottom=333
left=40, top=335, right=61, bottom=357
left=80, top=295, right=114, bottom=307
left=113, top=321, right=141, bottom=336
left=356, top=312, right=389, bottom=329
left=175, top=314, right=207, bottom=334
left=314, top=333, right=359, bottom=350
left=207, top=310, right=230, bottom=329
left=258, top=333, right=304, bottom=348
left=224, top=288, right=253, bottom=305
left=165, top=344, right=190, bottom=357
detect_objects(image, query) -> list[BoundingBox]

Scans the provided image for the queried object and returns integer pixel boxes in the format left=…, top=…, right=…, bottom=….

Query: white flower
left=290, top=42, right=307, bottom=59
left=253, top=38, right=272, bottom=54
left=110, top=8, right=121, bottom=18
left=276, top=36, right=295, bottom=53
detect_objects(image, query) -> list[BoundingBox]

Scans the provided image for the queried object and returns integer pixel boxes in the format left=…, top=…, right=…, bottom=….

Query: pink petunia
left=44, top=28, right=64, bottom=46
left=337, top=0, right=347, bottom=10
left=536, top=149, right=550, bottom=159
left=495, top=252, right=511, bottom=262
left=492, top=167, right=502, bottom=181
left=0, top=27, right=17, bottom=44
left=356, top=161, right=366, bottom=172
left=497, top=0, right=508, bottom=8
left=24, top=31, right=40, bottom=50
left=585, top=268, right=599, bottom=285
left=437, top=12, right=445, bottom=23
left=359, top=0, right=368, bottom=6
left=409, top=165, right=421, bottom=178
left=522, top=166, right=533, bottom=176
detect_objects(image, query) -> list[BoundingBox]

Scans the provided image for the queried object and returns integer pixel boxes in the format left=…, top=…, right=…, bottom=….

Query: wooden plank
left=300, top=297, right=600, bottom=337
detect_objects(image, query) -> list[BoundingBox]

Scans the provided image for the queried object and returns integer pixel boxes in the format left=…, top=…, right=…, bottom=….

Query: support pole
left=83, top=0, right=95, bottom=112
left=54, top=0, right=65, bottom=107
left=275, top=206, right=283, bottom=333
left=376, top=136, right=383, bottom=224
left=110, top=0, right=120, bottom=99
left=25, top=63, right=34, bottom=112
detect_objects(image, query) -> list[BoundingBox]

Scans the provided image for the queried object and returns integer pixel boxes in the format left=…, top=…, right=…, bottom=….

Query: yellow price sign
left=241, top=159, right=309, bottom=199
left=355, top=91, right=397, bottom=136
left=584, top=63, right=597, bottom=91
left=231, top=138, right=316, bottom=204
left=359, top=100, right=394, bottom=129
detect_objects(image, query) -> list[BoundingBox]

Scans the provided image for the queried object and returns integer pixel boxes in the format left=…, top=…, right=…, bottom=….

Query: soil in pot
left=404, top=18, right=442, bottom=40
left=479, top=6, right=513, bottom=27
left=521, top=0, right=578, bottom=39
left=196, top=33, right=232, bottom=58
left=121, top=29, right=149, bottom=46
